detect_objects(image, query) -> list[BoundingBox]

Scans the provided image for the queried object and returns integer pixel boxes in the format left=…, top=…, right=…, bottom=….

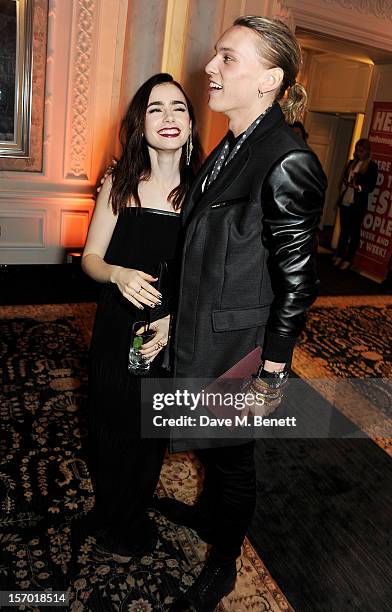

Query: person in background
left=333, top=138, right=378, bottom=270
left=79, top=73, right=202, bottom=557
left=289, top=120, right=308, bottom=142
left=156, top=16, right=326, bottom=612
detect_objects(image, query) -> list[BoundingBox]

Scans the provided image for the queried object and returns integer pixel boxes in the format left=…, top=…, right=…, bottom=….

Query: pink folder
left=215, top=347, right=261, bottom=381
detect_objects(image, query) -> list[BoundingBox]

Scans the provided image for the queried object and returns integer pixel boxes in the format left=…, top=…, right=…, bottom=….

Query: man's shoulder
left=252, top=121, right=308, bottom=154
left=248, top=124, right=318, bottom=178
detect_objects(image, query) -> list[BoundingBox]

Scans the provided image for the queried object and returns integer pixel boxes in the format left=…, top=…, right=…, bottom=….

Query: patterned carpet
left=1, top=297, right=391, bottom=610
left=0, top=304, right=292, bottom=612
left=292, top=295, right=392, bottom=456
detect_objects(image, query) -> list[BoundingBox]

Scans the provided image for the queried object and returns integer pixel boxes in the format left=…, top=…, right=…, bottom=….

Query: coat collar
left=183, top=103, right=286, bottom=224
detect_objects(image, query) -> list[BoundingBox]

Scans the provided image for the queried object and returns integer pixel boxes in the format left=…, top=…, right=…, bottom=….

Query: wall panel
left=308, top=55, right=373, bottom=114
left=60, top=210, right=91, bottom=248
left=0, top=212, right=45, bottom=248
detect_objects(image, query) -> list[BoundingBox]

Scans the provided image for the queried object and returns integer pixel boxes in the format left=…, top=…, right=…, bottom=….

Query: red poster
left=353, top=102, right=392, bottom=282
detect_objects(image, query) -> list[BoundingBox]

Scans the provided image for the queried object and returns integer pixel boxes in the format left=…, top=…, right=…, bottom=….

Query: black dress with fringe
left=87, top=207, right=180, bottom=554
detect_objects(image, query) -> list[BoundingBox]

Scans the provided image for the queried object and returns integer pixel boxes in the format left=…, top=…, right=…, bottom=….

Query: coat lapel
left=181, top=140, right=224, bottom=225
left=191, top=143, right=250, bottom=216
left=184, top=103, right=286, bottom=224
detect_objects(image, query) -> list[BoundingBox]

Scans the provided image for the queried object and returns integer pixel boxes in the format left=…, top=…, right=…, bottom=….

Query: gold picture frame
left=0, top=0, right=48, bottom=171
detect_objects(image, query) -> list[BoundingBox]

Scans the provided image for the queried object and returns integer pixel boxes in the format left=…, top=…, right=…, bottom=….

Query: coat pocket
left=211, top=196, right=249, bottom=209
left=212, top=304, right=271, bottom=332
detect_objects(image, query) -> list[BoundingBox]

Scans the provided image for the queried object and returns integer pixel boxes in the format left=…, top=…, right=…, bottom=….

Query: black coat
left=172, top=104, right=326, bottom=382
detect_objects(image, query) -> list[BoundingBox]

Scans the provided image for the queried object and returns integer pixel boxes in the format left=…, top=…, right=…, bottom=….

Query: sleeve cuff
left=261, top=330, right=297, bottom=363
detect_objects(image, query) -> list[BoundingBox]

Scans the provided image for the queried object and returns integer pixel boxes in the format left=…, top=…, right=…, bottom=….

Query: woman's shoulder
left=96, top=163, right=115, bottom=196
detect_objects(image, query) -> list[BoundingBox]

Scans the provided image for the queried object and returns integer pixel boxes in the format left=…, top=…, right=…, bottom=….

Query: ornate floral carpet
left=0, top=304, right=292, bottom=612
left=292, top=295, right=392, bottom=457
left=1, top=297, right=391, bottom=610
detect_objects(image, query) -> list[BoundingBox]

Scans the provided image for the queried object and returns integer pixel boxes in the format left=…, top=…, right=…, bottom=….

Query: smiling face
left=205, top=26, right=283, bottom=128
left=144, top=83, right=191, bottom=152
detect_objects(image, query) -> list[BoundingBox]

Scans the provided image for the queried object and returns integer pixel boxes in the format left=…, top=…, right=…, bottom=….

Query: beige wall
left=306, top=55, right=373, bottom=115
left=1, top=0, right=392, bottom=263
left=0, top=0, right=130, bottom=263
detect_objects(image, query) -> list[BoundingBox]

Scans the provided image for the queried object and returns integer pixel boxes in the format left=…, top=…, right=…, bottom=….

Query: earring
left=258, top=89, right=263, bottom=99
left=186, top=132, right=193, bottom=165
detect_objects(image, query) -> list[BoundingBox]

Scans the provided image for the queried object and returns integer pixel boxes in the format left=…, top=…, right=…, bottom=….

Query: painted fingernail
left=157, top=300, right=162, bottom=305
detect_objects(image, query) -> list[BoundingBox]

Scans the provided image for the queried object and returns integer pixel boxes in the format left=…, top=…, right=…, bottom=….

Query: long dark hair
left=110, top=73, right=203, bottom=213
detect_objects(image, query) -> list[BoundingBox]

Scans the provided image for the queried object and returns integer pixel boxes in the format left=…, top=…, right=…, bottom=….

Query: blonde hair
left=233, top=15, right=307, bottom=123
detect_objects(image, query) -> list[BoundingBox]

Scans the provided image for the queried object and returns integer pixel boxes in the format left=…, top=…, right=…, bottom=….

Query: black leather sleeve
left=260, top=150, right=327, bottom=363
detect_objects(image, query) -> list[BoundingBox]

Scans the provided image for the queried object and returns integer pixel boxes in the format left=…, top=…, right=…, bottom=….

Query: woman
left=80, top=73, right=202, bottom=557
left=333, top=138, right=378, bottom=270
left=157, top=17, right=326, bottom=612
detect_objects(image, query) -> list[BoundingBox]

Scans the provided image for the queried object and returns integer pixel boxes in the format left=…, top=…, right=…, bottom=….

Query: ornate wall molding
left=324, top=0, right=392, bottom=21
left=273, top=0, right=296, bottom=30
left=0, top=0, right=122, bottom=264
left=270, top=0, right=294, bottom=27
left=64, top=0, right=96, bottom=179
left=285, top=0, right=392, bottom=52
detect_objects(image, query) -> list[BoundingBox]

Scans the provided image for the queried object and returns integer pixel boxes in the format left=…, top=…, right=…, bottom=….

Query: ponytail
left=280, top=82, right=307, bottom=124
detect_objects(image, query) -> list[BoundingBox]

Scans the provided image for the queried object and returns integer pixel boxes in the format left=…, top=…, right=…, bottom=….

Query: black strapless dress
left=87, top=207, right=181, bottom=554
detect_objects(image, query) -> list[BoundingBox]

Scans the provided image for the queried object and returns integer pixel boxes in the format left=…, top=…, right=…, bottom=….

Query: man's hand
left=240, top=376, right=284, bottom=419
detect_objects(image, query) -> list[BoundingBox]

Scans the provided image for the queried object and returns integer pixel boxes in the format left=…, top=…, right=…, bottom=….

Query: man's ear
left=260, top=66, right=284, bottom=94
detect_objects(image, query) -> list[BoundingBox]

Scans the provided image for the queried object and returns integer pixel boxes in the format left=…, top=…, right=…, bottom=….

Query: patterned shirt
left=203, top=103, right=275, bottom=192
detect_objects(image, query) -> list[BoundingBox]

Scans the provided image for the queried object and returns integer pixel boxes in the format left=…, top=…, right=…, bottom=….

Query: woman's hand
left=111, top=267, right=162, bottom=310
left=139, top=315, right=170, bottom=362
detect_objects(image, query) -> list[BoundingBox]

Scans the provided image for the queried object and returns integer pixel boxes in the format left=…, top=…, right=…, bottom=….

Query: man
left=158, top=16, right=327, bottom=612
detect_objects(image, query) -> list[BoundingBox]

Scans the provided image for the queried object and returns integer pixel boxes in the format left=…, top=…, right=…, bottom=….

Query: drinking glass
left=128, top=320, right=156, bottom=375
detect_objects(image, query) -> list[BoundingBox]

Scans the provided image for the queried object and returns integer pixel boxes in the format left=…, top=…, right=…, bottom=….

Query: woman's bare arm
left=81, top=177, right=161, bottom=309
left=82, top=176, right=121, bottom=283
